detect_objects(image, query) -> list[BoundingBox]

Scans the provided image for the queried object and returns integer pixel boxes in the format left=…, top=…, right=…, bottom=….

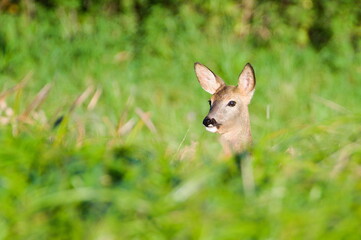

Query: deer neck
left=220, top=108, right=252, bottom=154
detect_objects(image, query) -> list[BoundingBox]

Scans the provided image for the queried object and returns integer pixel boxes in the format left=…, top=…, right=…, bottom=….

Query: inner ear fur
left=238, top=63, right=256, bottom=96
left=194, top=62, right=225, bottom=94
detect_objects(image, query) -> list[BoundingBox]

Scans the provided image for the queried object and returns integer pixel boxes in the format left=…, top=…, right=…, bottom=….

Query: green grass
left=0, top=6, right=361, bottom=240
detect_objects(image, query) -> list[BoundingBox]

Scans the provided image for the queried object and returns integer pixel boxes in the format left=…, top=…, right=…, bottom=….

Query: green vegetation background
left=0, top=0, right=360, bottom=239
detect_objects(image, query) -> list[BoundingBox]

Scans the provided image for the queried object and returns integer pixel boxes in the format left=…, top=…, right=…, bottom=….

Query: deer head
left=194, top=62, right=256, bottom=153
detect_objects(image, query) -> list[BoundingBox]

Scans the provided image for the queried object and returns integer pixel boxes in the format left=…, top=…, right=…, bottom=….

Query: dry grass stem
left=312, top=95, right=350, bottom=114
left=87, top=88, right=102, bottom=110
left=69, top=86, right=94, bottom=113
left=330, top=142, right=359, bottom=178
left=76, top=119, right=86, bottom=147
left=135, top=108, right=157, bottom=134
left=116, top=95, right=134, bottom=133
left=19, top=83, right=52, bottom=121
left=0, top=71, right=33, bottom=101
left=118, top=118, right=136, bottom=136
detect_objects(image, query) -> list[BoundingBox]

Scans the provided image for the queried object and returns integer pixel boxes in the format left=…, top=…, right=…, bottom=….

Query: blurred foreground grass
left=0, top=3, right=361, bottom=239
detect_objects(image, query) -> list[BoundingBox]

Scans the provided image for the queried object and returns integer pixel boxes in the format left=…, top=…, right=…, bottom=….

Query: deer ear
left=194, top=62, right=225, bottom=94
left=238, top=63, right=256, bottom=98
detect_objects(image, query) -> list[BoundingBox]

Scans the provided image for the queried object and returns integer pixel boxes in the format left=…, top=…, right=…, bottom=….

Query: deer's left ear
left=238, top=63, right=256, bottom=100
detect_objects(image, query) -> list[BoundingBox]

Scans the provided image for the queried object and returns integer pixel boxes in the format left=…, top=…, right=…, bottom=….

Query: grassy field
left=0, top=4, right=361, bottom=240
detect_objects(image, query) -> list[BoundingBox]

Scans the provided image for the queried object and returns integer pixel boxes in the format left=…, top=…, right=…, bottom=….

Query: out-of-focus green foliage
left=0, top=1, right=361, bottom=239
left=2, top=0, right=360, bottom=52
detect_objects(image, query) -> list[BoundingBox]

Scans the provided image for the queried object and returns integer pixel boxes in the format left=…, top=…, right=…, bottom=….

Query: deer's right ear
left=194, top=63, right=225, bottom=94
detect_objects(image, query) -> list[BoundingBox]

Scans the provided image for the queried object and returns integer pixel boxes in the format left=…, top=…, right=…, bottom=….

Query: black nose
left=203, top=117, right=217, bottom=127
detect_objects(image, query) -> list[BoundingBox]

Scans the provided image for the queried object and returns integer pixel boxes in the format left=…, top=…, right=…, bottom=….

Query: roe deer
left=194, top=62, right=256, bottom=155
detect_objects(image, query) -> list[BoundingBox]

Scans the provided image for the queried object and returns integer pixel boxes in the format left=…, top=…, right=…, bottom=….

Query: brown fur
left=194, top=62, right=256, bottom=155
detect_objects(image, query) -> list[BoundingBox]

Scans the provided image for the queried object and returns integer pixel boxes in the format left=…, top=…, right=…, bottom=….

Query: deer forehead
left=211, top=86, right=241, bottom=102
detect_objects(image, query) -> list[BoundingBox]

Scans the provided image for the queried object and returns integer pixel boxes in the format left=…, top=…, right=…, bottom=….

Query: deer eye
left=227, top=101, right=236, bottom=107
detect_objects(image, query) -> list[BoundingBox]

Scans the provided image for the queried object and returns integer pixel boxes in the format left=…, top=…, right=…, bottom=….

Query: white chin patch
left=205, top=126, right=218, bottom=133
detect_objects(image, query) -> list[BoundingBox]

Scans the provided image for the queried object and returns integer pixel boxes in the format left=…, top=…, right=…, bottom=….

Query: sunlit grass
left=0, top=8, right=360, bottom=240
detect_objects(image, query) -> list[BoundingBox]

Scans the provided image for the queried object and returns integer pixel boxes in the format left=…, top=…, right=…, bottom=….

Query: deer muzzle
left=203, top=117, right=219, bottom=133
